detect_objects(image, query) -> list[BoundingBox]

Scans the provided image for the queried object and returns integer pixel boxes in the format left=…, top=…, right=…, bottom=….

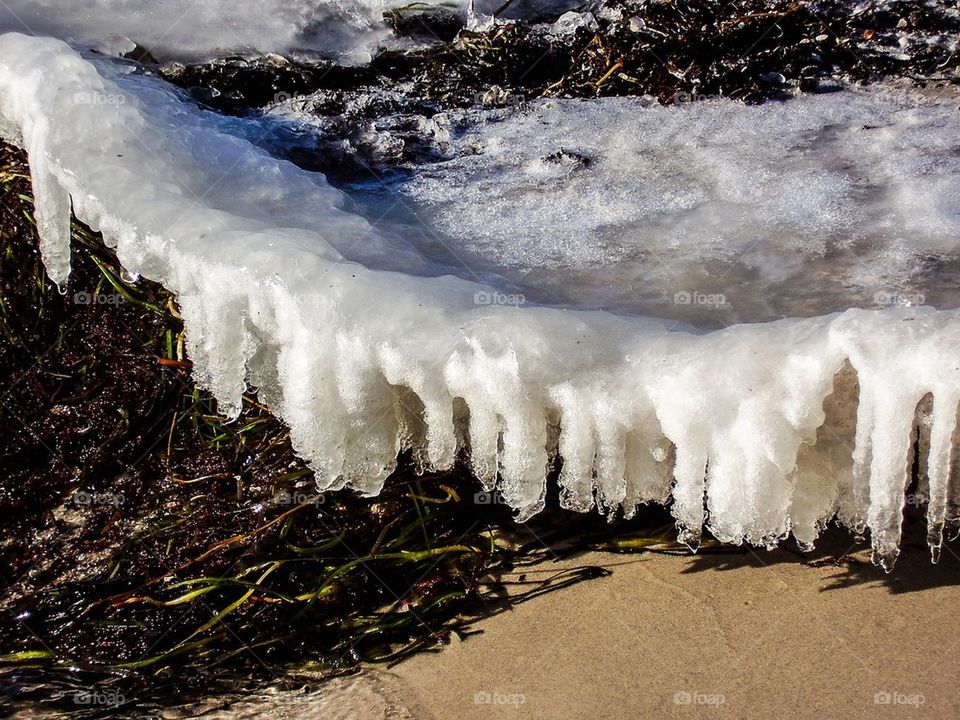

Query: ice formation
left=1, top=33, right=960, bottom=569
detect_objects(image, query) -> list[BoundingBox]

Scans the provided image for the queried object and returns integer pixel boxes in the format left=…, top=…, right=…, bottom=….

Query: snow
left=2, top=33, right=960, bottom=568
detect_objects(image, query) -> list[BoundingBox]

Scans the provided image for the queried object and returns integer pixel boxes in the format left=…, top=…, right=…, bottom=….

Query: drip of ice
left=2, top=34, right=960, bottom=569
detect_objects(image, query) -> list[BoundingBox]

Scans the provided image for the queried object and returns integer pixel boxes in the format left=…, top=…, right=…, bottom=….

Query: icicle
left=26, top=132, right=72, bottom=287
left=925, top=395, right=959, bottom=562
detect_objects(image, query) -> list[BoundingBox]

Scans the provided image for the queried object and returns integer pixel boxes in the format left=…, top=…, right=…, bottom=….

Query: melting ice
left=1, top=33, right=960, bottom=569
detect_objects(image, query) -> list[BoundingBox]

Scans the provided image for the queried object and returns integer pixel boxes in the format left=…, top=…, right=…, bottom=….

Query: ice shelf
left=2, top=33, right=959, bottom=568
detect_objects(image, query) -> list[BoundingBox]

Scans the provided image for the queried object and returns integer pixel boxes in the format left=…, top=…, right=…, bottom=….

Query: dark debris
left=158, top=0, right=958, bottom=117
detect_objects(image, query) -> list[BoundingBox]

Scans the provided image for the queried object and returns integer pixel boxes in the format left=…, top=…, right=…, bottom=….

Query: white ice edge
left=2, top=33, right=958, bottom=570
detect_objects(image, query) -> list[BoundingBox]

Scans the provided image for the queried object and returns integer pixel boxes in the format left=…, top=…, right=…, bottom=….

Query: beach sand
left=390, top=521, right=960, bottom=719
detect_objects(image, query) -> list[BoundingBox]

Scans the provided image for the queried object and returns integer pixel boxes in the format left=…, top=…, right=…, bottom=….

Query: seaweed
left=158, top=0, right=959, bottom=118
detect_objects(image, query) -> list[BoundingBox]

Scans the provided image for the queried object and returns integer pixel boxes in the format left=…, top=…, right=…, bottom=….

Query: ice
left=385, top=92, right=960, bottom=326
left=0, top=0, right=413, bottom=62
left=0, top=0, right=580, bottom=62
left=2, top=34, right=960, bottom=568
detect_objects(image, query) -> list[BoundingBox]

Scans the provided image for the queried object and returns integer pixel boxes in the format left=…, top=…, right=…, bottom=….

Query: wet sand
left=391, top=525, right=960, bottom=719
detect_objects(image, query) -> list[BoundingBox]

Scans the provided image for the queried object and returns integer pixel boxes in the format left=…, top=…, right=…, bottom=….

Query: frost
left=1, top=34, right=960, bottom=568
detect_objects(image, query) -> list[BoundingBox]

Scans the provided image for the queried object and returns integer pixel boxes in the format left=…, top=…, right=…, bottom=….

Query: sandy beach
left=392, top=523, right=960, bottom=719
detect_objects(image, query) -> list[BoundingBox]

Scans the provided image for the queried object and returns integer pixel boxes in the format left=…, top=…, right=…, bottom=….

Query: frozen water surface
left=387, top=93, right=960, bottom=326
left=2, top=33, right=960, bottom=568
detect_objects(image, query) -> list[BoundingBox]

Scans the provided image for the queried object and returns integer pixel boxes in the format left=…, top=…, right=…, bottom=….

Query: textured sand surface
left=393, top=525, right=960, bottom=719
